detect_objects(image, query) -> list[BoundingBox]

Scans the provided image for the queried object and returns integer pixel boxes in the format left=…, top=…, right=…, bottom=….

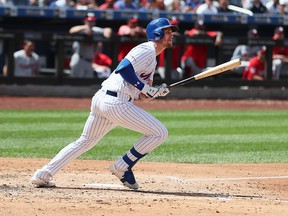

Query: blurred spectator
left=242, top=0, right=252, bottom=9
left=75, top=0, right=98, bottom=9
left=265, top=0, right=280, bottom=13
left=242, top=46, right=267, bottom=80
left=139, top=0, right=167, bottom=11
left=196, top=0, right=218, bottom=14
left=278, top=0, right=288, bottom=13
left=182, top=0, right=202, bottom=12
left=49, top=0, right=75, bottom=8
left=181, top=20, right=222, bottom=78
left=114, top=0, right=138, bottom=9
left=98, top=0, right=118, bottom=9
left=248, top=0, right=268, bottom=13
left=157, top=17, right=184, bottom=79
left=166, top=0, right=185, bottom=11
left=0, top=0, right=14, bottom=5
left=139, top=0, right=153, bottom=10
left=117, top=17, right=146, bottom=62
left=154, top=0, right=167, bottom=10
left=11, top=0, right=28, bottom=5
left=29, top=0, right=39, bottom=6
left=92, top=42, right=112, bottom=79
left=69, top=12, right=112, bottom=78
left=38, top=0, right=53, bottom=6
left=230, top=28, right=262, bottom=76
left=272, top=26, right=288, bottom=79
left=3, top=40, right=40, bottom=77
left=217, top=0, right=234, bottom=12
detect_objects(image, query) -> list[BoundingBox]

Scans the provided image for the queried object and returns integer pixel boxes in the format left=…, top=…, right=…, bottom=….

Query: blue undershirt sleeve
left=115, top=58, right=145, bottom=91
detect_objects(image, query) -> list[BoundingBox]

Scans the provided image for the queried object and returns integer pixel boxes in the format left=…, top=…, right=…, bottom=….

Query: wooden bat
left=168, top=58, right=241, bottom=88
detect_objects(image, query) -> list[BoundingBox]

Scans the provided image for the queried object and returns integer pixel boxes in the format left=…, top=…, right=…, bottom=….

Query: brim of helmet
left=162, top=24, right=179, bottom=32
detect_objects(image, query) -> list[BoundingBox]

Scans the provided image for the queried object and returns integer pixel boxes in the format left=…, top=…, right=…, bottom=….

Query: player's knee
left=155, top=125, right=168, bottom=142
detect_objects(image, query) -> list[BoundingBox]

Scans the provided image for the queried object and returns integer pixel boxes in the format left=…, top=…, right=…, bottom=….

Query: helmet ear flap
left=154, top=28, right=164, bottom=40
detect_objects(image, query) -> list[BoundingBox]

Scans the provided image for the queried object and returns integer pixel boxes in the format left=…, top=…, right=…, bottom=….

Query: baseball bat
left=168, top=58, right=241, bottom=88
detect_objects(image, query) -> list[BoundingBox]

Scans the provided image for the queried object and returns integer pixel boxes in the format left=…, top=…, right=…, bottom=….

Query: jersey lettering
left=140, top=72, right=152, bottom=81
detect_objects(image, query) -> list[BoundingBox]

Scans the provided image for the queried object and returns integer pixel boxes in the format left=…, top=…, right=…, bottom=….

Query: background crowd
left=0, top=0, right=287, bottom=15
left=0, top=0, right=288, bottom=80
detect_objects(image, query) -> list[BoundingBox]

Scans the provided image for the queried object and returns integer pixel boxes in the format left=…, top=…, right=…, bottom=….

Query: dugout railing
left=0, top=6, right=288, bottom=88
left=1, top=31, right=288, bottom=88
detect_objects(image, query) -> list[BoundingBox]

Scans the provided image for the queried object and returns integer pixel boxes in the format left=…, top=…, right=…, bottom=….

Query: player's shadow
left=53, top=186, right=260, bottom=199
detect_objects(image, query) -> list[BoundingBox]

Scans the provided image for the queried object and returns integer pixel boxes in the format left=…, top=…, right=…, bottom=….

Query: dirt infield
left=1, top=96, right=288, bottom=216
left=1, top=96, right=288, bottom=110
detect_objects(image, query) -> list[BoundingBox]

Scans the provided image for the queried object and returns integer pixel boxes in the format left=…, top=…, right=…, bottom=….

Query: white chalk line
left=167, top=175, right=288, bottom=182
left=83, top=183, right=125, bottom=189
left=81, top=183, right=288, bottom=203
left=80, top=175, right=288, bottom=203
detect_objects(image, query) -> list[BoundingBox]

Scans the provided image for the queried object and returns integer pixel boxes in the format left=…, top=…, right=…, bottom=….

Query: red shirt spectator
left=158, top=45, right=183, bottom=71
left=272, top=27, right=288, bottom=57
left=93, top=52, right=112, bottom=67
left=117, top=18, right=146, bottom=62
left=272, top=26, right=288, bottom=79
left=98, top=0, right=118, bottom=9
left=92, top=42, right=112, bottom=78
left=243, top=47, right=266, bottom=80
left=181, top=28, right=217, bottom=69
left=181, top=21, right=222, bottom=78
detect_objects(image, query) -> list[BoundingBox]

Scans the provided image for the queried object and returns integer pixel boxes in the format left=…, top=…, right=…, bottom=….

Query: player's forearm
left=69, top=25, right=87, bottom=34
left=115, top=58, right=145, bottom=91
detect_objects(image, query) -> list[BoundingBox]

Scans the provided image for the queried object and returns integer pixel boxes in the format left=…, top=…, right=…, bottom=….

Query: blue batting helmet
left=146, top=18, right=179, bottom=41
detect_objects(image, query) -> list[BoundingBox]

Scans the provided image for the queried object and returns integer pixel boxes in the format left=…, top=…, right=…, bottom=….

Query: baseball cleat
left=109, top=164, right=139, bottom=190
left=31, top=170, right=56, bottom=188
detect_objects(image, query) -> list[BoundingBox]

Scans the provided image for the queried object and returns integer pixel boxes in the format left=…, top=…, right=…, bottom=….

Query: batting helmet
left=146, top=18, right=179, bottom=41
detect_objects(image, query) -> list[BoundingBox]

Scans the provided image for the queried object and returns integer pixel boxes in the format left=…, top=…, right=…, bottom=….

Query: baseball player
left=31, top=17, right=178, bottom=190
left=3, top=40, right=40, bottom=77
left=69, top=12, right=112, bottom=78
left=242, top=46, right=267, bottom=80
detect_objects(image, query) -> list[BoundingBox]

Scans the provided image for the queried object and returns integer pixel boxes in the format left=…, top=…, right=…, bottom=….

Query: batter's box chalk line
left=83, top=183, right=125, bottom=189
left=166, top=175, right=288, bottom=182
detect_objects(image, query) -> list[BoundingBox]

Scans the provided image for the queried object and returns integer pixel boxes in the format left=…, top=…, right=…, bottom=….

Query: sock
left=115, top=147, right=146, bottom=171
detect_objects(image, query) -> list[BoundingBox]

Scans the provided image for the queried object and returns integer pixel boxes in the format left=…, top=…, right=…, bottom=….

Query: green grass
left=0, top=109, right=288, bottom=164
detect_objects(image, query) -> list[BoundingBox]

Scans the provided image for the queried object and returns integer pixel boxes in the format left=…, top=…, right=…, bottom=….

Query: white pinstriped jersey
left=32, top=19, right=171, bottom=186
left=101, top=41, right=157, bottom=99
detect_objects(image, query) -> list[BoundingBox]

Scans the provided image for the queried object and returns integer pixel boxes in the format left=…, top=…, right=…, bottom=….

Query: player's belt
left=106, top=90, right=132, bottom=102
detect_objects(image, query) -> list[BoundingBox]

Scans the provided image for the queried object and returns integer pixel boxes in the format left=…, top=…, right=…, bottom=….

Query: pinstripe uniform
left=34, top=41, right=168, bottom=180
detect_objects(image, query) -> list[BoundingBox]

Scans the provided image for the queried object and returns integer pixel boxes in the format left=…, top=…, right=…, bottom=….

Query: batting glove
left=156, top=83, right=170, bottom=97
left=141, top=84, right=159, bottom=98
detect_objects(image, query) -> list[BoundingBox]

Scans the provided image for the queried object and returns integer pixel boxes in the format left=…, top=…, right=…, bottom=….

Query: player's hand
left=141, top=84, right=159, bottom=98
left=157, top=83, right=170, bottom=97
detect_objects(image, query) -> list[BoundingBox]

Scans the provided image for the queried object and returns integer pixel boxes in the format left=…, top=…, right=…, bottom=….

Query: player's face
left=161, top=28, right=174, bottom=48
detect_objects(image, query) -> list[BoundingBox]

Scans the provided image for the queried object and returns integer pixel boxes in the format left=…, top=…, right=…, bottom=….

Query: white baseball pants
left=40, top=88, right=168, bottom=176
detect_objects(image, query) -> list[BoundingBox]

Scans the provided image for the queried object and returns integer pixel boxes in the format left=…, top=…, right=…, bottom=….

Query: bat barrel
left=193, top=58, right=241, bottom=80
left=168, top=58, right=241, bottom=88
